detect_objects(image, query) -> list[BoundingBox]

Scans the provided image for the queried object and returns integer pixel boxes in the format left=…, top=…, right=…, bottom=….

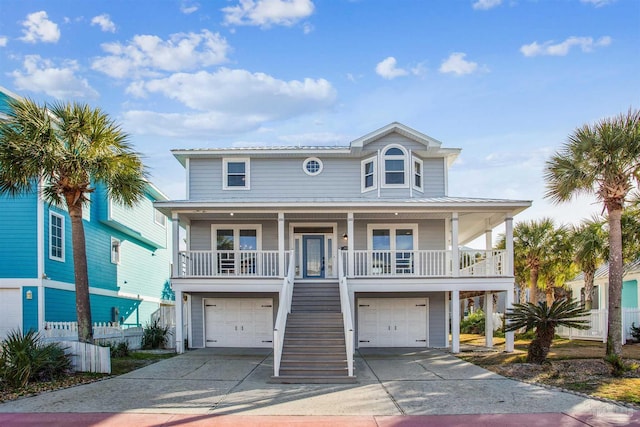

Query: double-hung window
left=382, top=145, right=408, bottom=187
left=413, top=157, right=423, bottom=192
left=111, top=238, right=121, bottom=264
left=361, top=157, right=377, bottom=192
left=223, top=158, right=250, bottom=190
left=49, top=212, right=65, bottom=262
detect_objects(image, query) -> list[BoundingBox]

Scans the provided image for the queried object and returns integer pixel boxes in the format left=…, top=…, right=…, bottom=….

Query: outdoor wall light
left=26, top=290, right=33, bottom=300
left=342, top=233, right=348, bottom=240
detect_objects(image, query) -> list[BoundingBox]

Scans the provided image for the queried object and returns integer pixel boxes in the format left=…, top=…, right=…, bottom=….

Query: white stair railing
left=273, top=250, right=296, bottom=376
left=338, top=251, right=354, bottom=377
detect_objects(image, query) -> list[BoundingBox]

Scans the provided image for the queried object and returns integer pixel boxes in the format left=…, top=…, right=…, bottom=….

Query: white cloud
left=92, top=30, right=230, bottom=78
left=180, top=1, right=200, bottom=14
left=472, top=0, right=502, bottom=10
left=520, top=36, right=612, bottom=57
left=0, top=37, right=7, bottom=47
left=91, top=14, right=116, bottom=33
left=439, top=52, right=479, bottom=75
left=580, top=0, right=615, bottom=7
left=375, top=57, right=408, bottom=80
left=222, top=0, right=315, bottom=28
left=123, top=68, right=336, bottom=137
left=11, top=55, right=98, bottom=99
left=20, top=11, right=60, bottom=43
left=302, top=22, right=314, bottom=34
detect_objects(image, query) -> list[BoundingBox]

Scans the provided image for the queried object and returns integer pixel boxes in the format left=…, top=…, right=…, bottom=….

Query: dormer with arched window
left=382, top=144, right=408, bottom=188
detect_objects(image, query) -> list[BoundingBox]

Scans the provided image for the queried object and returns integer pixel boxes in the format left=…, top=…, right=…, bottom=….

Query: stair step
left=279, top=368, right=349, bottom=377
left=282, top=345, right=346, bottom=353
left=281, top=360, right=347, bottom=368
left=285, top=333, right=344, bottom=338
left=270, top=375, right=356, bottom=384
left=283, top=352, right=346, bottom=359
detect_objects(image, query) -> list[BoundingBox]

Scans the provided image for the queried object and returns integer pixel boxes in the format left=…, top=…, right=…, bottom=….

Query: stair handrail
left=338, top=250, right=354, bottom=376
left=273, top=250, right=296, bottom=376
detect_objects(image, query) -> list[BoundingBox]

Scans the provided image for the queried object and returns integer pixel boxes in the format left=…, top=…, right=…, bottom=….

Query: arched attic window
left=382, top=145, right=408, bottom=187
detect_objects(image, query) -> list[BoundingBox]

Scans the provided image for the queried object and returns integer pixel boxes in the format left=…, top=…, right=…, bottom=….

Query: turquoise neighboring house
left=0, top=86, right=174, bottom=340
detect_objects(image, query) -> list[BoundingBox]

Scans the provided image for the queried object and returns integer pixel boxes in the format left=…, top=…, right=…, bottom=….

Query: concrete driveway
left=0, top=348, right=636, bottom=421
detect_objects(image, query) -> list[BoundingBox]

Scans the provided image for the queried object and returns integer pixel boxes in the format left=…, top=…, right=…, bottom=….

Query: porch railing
left=338, top=252, right=354, bottom=377
left=343, top=249, right=507, bottom=278
left=273, top=251, right=296, bottom=377
left=177, top=250, right=285, bottom=277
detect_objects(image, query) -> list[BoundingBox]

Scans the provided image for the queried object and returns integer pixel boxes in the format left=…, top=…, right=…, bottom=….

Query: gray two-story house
left=156, top=122, right=530, bottom=383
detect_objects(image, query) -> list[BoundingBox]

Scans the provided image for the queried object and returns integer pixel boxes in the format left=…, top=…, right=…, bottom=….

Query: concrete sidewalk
left=0, top=348, right=637, bottom=426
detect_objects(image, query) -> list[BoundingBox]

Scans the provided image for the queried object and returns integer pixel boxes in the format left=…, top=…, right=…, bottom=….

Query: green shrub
left=461, top=309, right=485, bottom=334
left=605, top=354, right=631, bottom=377
left=142, top=320, right=169, bottom=349
left=630, top=323, right=640, bottom=342
left=99, top=341, right=130, bottom=358
left=0, top=329, right=71, bottom=389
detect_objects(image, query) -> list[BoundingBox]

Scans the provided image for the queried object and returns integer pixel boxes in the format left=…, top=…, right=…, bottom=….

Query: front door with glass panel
left=370, top=227, right=415, bottom=275
left=303, top=235, right=325, bottom=278
left=215, top=228, right=258, bottom=275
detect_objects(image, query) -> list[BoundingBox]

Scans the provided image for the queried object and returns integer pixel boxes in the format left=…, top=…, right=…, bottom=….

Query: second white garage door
left=204, top=298, right=273, bottom=348
left=0, top=288, right=22, bottom=341
left=358, top=298, right=428, bottom=347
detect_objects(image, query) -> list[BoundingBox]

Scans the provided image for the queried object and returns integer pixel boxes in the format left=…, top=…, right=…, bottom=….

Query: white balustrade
left=178, top=250, right=284, bottom=277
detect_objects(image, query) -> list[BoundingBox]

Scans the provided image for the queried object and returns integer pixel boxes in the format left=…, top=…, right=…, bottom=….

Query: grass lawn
left=458, top=334, right=640, bottom=406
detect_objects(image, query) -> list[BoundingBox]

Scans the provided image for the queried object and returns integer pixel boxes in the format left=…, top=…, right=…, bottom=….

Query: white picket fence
left=58, top=341, right=111, bottom=374
left=556, top=308, right=640, bottom=344
left=42, top=321, right=144, bottom=350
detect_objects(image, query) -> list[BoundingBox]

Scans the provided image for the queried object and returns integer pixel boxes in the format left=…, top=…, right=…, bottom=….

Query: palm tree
left=538, top=225, right=575, bottom=306
left=0, top=98, right=147, bottom=343
left=571, top=217, right=606, bottom=310
left=545, top=109, right=640, bottom=358
left=513, top=218, right=557, bottom=304
left=505, top=299, right=589, bottom=364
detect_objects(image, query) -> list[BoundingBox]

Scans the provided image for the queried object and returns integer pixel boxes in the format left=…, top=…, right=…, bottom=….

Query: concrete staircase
left=272, top=281, right=356, bottom=384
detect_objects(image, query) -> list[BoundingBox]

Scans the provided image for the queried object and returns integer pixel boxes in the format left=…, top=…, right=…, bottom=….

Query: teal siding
left=622, top=279, right=638, bottom=309
left=44, top=206, right=76, bottom=284
left=22, top=286, right=39, bottom=332
left=0, top=192, right=38, bottom=278
left=0, top=91, right=14, bottom=115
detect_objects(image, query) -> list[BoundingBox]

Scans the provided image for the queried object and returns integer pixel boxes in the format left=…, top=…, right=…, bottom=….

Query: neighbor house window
left=154, top=209, right=166, bottom=227
left=223, top=158, right=250, bottom=190
left=361, top=157, right=377, bottom=192
left=382, top=145, right=408, bottom=187
left=111, top=238, right=121, bottom=264
left=303, top=157, right=323, bottom=176
left=413, top=157, right=423, bottom=191
left=49, top=212, right=65, bottom=262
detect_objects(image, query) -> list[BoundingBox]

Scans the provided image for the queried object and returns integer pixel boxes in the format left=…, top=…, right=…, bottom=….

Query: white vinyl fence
left=58, top=341, right=111, bottom=374
left=42, top=322, right=144, bottom=350
left=556, top=308, right=640, bottom=344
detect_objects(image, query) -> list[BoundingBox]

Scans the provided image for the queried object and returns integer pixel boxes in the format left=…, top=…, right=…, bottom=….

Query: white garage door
left=204, top=298, right=273, bottom=348
left=358, top=298, right=428, bottom=347
left=0, top=288, right=22, bottom=340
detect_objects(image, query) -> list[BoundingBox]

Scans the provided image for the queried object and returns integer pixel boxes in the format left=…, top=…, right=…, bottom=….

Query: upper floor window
left=413, top=157, right=423, bottom=192
left=49, top=212, right=65, bottom=262
left=303, top=157, right=323, bottom=176
left=223, top=158, right=250, bottom=190
left=382, top=145, right=408, bottom=187
left=361, top=157, right=377, bottom=192
left=154, top=209, right=166, bottom=227
left=111, top=238, right=121, bottom=264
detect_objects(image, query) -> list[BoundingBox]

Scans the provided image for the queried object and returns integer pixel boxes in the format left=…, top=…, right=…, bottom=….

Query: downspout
left=37, top=179, right=45, bottom=330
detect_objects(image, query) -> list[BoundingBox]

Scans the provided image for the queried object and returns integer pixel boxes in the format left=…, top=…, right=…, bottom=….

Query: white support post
left=347, top=212, right=354, bottom=277
left=484, top=291, right=493, bottom=348
left=452, top=290, right=460, bottom=353
left=505, top=216, right=514, bottom=278
left=485, top=219, right=493, bottom=275
left=172, top=213, right=180, bottom=277
left=278, top=213, right=285, bottom=277
left=451, top=213, right=459, bottom=277
left=175, top=290, right=184, bottom=354
left=505, top=288, right=514, bottom=352
left=445, top=291, right=450, bottom=349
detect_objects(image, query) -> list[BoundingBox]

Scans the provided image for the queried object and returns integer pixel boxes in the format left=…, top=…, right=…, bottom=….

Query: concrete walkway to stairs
left=0, top=348, right=637, bottom=426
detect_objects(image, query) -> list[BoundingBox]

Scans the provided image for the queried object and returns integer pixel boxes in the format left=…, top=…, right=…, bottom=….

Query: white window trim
left=49, top=211, right=65, bottom=262
left=381, top=144, right=409, bottom=188
left=211, top=225, right=263, bottom=252
left=361, top=156, right=378, bottom=193
left=412, top=156, right=424, bottom=192
left=366, top=224, right=419, bottom=251
left=222, top=158, right=250, bottom=190
left=111, top=237, right=121, bottom=265
left=154, top=209, right=167, bottom=227
left=303, top=157, right=323, bottom=176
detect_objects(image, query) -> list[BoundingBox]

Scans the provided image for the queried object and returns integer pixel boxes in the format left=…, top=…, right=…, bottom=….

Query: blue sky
left=0, top=0, right=638, bottom=229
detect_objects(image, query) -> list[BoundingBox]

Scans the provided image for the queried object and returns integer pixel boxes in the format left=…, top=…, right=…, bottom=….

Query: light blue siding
left=622, top=279, right=638, bottom=308
left=22, top=286, right=39, bottom=332
left=106, top=190, right=168, bottom=249
left=0, top=192, right=38, bottom=278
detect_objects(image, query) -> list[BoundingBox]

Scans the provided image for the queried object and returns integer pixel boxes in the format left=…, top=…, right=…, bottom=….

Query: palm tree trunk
left=545, top=281, right=555, bottom=306
left=583, top=269, right=595, bottom=310
left=529, top=268, right=538, bottom=304
left=67, top=200, right=93, bottom=343
left=527, top=325, right=555, bottom=364
left=606, top=207, right=623, bottom=357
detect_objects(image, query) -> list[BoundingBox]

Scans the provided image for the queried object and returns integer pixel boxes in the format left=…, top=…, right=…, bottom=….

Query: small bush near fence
left=461, top=310, right=486, bottom=334
left=0, top=330, right=72, bottom=390
left=98, top=341, right=130, bottom=358
left=142, top=319, right=169, bottom=349
left=631, top=323, right=640, bottom=342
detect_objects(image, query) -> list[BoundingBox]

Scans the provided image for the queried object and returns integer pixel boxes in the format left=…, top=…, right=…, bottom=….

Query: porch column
left=485, top=219, right=493, bottom=275
left=505, top=216, right=514, bottom=279
left=451, top=290, right=460, bottom=353
left=347, top=212, right=354, bottom=277
left=175, top=289, right=183, bottom=354
left=278, top=213, right=285, bottom=276
left=451, top=213, right=459, bottom=277
left=484, top=291, right=493, bottom=347
left=445, top=291, right=450, bottom=349
left=505, top=288, right=514, bottom=352
left=172, top=213, right=180, bottom=277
